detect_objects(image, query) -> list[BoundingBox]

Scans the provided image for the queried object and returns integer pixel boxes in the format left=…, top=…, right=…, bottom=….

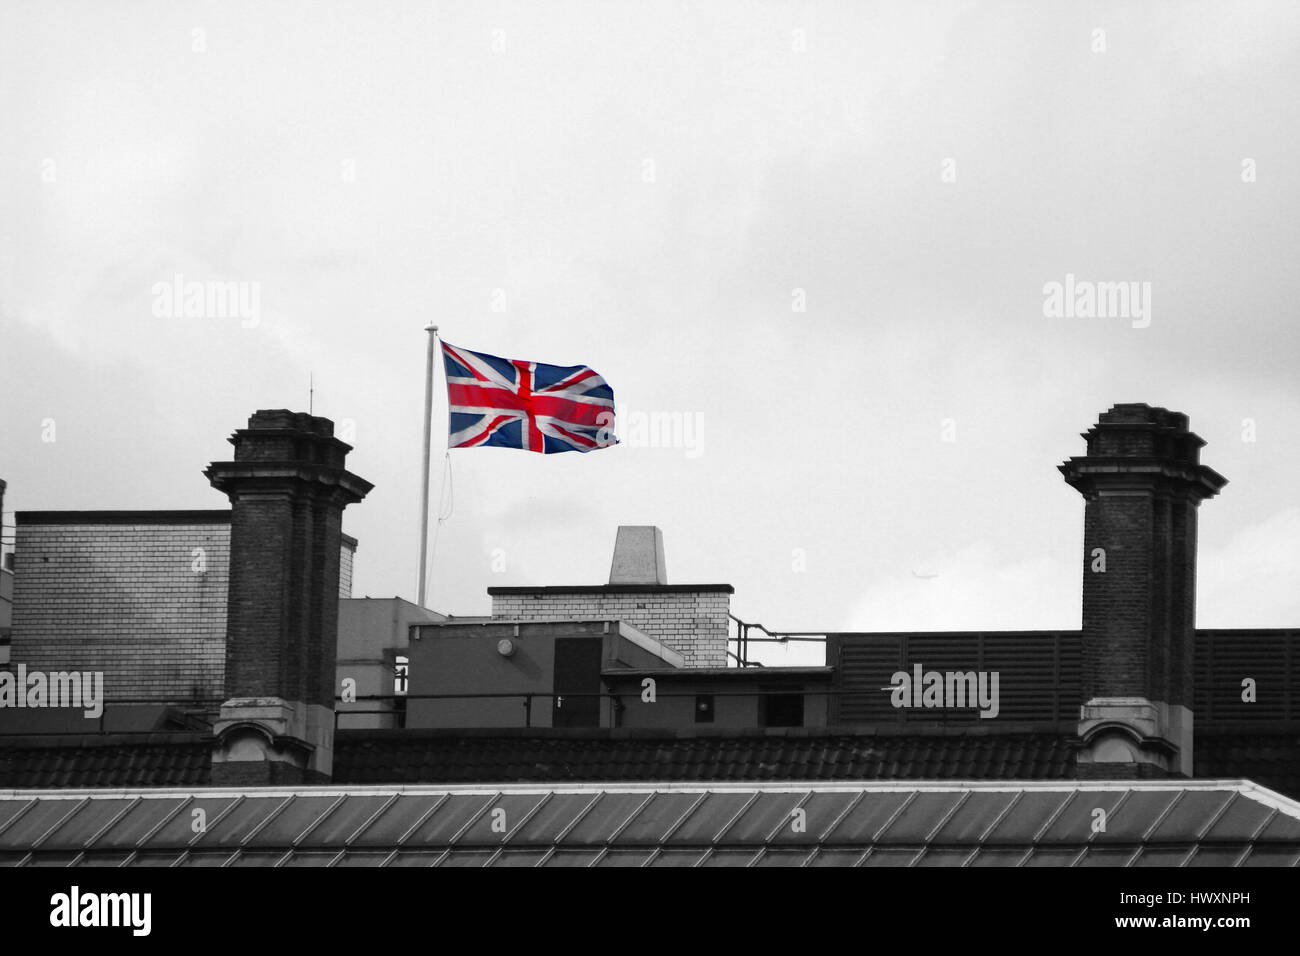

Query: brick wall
left=1080, top=493, right=1155, bottom=701
left=339, top=538, right=355, bottom=599
left=1063, top=405, right=1225, bottom=708
left=1080, top=491, right=1202, bottom=706
left=10, top=520, right=231, bottom=702
left=490, top=589, right=730, bottom=667
left=8, top=515, right=359, bottom=704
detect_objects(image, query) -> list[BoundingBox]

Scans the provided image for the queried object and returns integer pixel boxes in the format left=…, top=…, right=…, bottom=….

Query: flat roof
left=17, top=510, right=232, bottom=525
left=17, top=510, right=358, bottom=547
left=412, top=618, right=685, bottom=668
left=488, top=584, right=734, bottom=595
left=603, top=666, right=834, bottom=680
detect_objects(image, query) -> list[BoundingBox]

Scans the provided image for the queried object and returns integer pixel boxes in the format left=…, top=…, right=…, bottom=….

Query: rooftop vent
left=608, top=526, right=668, bottom=586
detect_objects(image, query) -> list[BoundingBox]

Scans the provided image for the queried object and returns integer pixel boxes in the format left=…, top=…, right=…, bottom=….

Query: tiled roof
left=0, top=736, right=211, bottom=789
left=332, top=730, right=1077, bottom=785
left=1, top=780, right=1297, bottom=867
left=0, top=730, right=1074, bottom=789
left=1, top=729, right=1297, bottom=801
left=1196, top=732, right=1300, bottom=804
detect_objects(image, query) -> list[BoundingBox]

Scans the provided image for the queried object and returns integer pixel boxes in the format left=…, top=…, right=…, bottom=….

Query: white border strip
left=3, top=778, right=1299, bottom=819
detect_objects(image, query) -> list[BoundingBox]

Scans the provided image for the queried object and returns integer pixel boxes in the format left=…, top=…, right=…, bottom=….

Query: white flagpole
left=418, top=323, right=439, bottom=607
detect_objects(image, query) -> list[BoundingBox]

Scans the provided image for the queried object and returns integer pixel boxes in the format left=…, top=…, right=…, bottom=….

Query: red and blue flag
left=442, top=341, right=617, bottom=454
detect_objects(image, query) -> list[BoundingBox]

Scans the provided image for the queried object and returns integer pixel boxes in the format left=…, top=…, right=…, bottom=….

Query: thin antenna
left=309, top=372, right=314, bottom=414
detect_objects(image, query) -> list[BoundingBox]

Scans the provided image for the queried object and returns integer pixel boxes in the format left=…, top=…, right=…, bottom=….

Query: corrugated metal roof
left=1, top=780, right=1296, bottom=867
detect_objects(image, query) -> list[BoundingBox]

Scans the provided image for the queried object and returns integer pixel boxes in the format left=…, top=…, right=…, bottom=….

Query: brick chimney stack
left=1060, top=404, right=1226, bottom=779
left=205, top=410, right=372, bottom=785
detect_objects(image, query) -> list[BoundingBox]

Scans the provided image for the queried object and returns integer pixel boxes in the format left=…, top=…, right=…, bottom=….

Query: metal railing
left=728, top=613, right=828, bottom=667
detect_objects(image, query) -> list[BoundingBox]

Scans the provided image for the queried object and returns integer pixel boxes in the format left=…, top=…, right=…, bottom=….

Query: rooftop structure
left=2, top=402, right=1299, bottom=867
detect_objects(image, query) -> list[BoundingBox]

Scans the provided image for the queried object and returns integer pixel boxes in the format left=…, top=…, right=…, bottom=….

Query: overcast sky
left=3, top=1, right=1299, bottom=665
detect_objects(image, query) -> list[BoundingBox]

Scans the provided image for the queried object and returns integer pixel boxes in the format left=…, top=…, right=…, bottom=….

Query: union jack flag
left=441, top=341, right=617, bottom=453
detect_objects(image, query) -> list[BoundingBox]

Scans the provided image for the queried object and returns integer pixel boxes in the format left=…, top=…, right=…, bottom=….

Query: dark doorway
left=552, top=638, right=603, bottom=728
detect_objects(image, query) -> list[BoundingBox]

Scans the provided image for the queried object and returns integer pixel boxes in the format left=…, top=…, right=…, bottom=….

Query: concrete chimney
left=1060, top=404, right=1226, bottom=779
left=205, top=410, right=372, bottom=785
left=608, top=525, right=668, bottom=585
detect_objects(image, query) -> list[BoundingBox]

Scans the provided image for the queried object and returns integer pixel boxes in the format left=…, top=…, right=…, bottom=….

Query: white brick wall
left=8, top=520, right=359, bottom=703
left=490, top=590, right=730, bottom=667
left=339, top=541, right=355, bottom=599
left=10, top=523, right=231, bottom=702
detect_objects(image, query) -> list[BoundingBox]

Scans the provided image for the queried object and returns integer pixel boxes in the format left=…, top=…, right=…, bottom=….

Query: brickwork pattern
left=1080, top=490, right=1201, bottom=706
left=1065, top=405, right=1223, bottom=710
left=207, top=410, right=371, bottom=712
left=7, top=521, right=358, bottom=704
left=490, top=591, right=730, bottom=667
left=339, top=542, right=354, bottom=599
left=9, top=524, right=231, bottom=702
left=1081, top=493, right=1155, bottom=701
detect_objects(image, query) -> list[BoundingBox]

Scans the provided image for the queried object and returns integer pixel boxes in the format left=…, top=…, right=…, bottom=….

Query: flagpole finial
left=425, top=323, right=438, bottom=333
